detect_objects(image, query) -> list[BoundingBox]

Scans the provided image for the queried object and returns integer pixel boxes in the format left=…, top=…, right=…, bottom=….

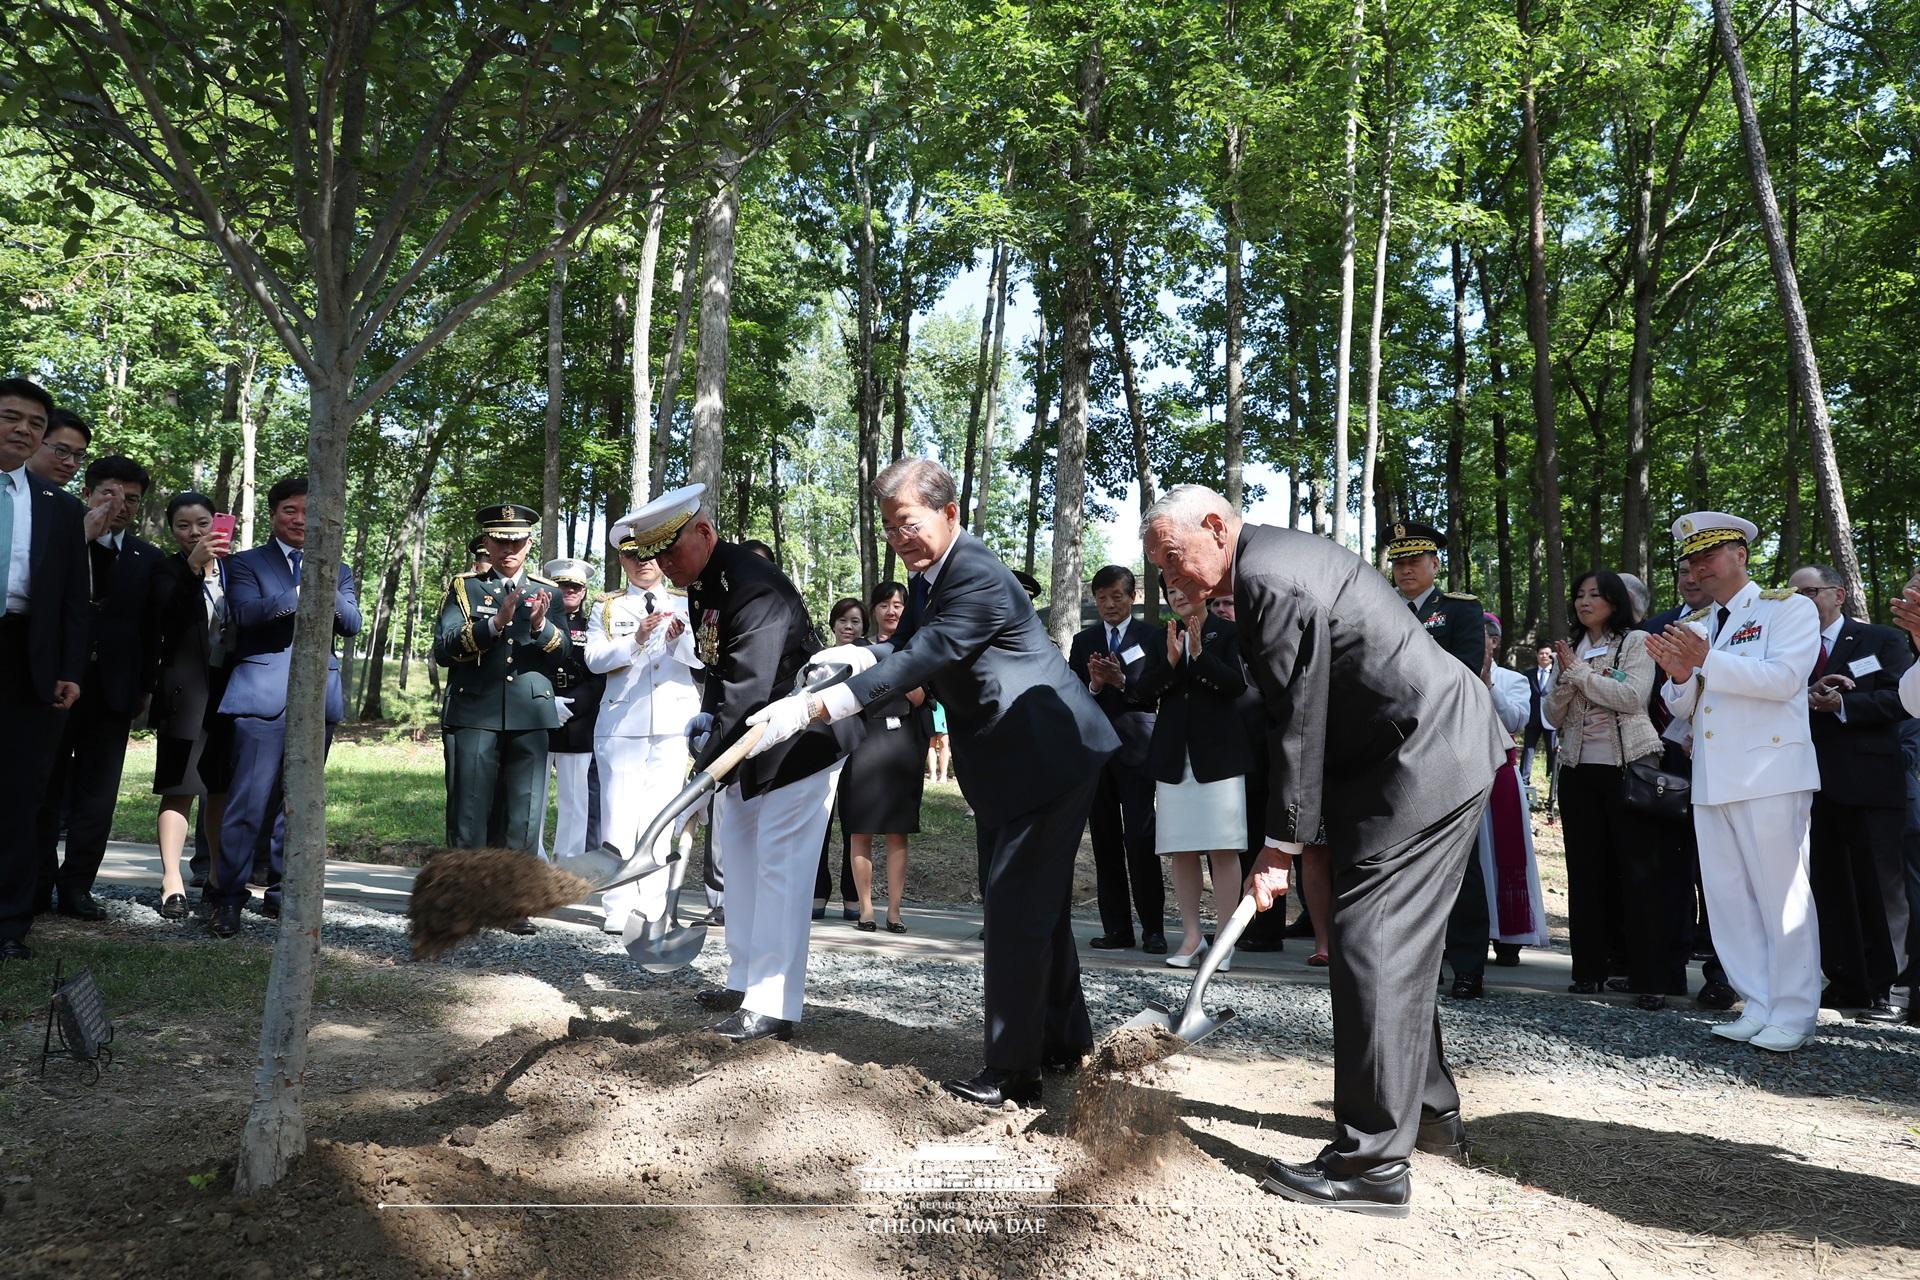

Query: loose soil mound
left=408, top=848, right=593, bottom=959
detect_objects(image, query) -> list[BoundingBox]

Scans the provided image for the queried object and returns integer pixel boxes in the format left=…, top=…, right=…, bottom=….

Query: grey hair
left=873, top=457, right=957, bottom=508
left=1795, top=563, right=1843, bottom=590
left=1139, top=484, right=1237, bottom=541
left=1618, top=572, right=1651, bottom=620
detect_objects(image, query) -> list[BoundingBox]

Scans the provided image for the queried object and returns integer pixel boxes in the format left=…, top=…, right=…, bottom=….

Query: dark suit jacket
left=1129, top=614, right=1254, bottom=785
left=84, top=531, right=166, bottom=717
left=688, top=540, right=844, bottom=799
left=218, top=542, right=361, bottom=723
left=549, top=605, right=605, bottom=753
left=19, top=477, right=90, bottom=702
left=150, top=553, right=229, bottom=739
left=848, top=530, right=1119, bottom=830
left=1808, top=618, right=1912, bottom=809
left=1233, top=523, right=1507, bottom=854
left=1524, top=666, right=1552, bottom=733
left=1068, top=617, right=1159, bottom=768
left=1406, top=585, right=1486, bottom=671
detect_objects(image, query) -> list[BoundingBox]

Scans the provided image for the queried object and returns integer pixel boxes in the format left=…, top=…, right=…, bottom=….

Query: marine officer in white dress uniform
left=1648, top=511, right=1823, bottom=1052
left=585, top=517, right=703, bottom=934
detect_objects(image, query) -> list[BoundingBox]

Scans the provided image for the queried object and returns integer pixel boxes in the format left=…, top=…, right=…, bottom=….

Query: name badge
left=1581, top=645, right=1609, bottom=659
left=1120, top=644, right=1146, bottom=666
left=475, top=604, right=498, bottom=617
left=885, top=716, right=902, bottom=731
left=1849, top=654, right=1882, bottom=678
left=612, top=619, right=638, bottom=637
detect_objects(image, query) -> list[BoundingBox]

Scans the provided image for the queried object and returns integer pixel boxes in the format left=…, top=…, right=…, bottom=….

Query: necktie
left=0, top=476, right=13, bottom=608
left=909, top=573, right=930, bottom=620
left=1714, top=605, right=1729, bottom=640
left=1812, top=638, right=1830, bottom=682
left=89, top=540, right=116, bottom=603
left=644, top=590, right=656, bottom=615
left=1109, top=625, right=1123, bottom=655
left=289, top=549, right=303, bottom=585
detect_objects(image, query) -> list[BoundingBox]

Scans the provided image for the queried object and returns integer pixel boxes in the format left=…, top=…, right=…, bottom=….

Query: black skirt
left=839, top=708, right=928, bottom=835
left=152, top=713, right=235, bottom=797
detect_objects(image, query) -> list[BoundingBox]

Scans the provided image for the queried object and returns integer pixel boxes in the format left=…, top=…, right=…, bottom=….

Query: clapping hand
left=1164, top=619, right=1183, bottom=666
left=1551, top=639, right=1580, bottom=670
left=493, top=583, right=523, bottom=635
left=638, top=610, right=670, bottom=642
left=1644, top=623, right=1710, bottom=683
left=1890, top=577, right=1920, bottom=646
left=82, top=481, right=121, bottom=541
left=525, top=588, right=551, bottom=633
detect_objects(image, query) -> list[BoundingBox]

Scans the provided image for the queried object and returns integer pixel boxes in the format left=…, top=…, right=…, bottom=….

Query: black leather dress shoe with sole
left=694, top=988, right=744, bottom=1012
left=259, top=898, right=281, bottom=919
left=1415, top=1109, right=1468, bottom=1162
left=57, top=893, right=109, bottom=921
left=1260, top=1158, right=1412, bottom=1216
left=709, top=1009, right=793, bottom=1043
left=1141, top=934, right=1168, bottom=955
left=1088, top=934, right=1135, bottom=950
left=502, top=918, right=536, bottom=936
left=211, top=903, right=242, bottom=938
left=1694, top=981, right=1737, bottom=1011
left=1043, top=1047, right=1090, bottom=1074
left=0, top=940, right=33, bottom=961
left=1449, top=977, right=1483, bottom=999
left=1858, top=1000, right=1907, bottom=1024
left=942, top=1067, right=1043, bottom=1107
left=159, top=894, right=189, bottom=921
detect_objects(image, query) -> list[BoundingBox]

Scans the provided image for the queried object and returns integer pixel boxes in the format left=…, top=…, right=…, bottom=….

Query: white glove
left=673, top=792, right=712, bottom=837
left=744, top=693, right=813, bottom=758
left=554, top=695, right=574, bottom=726
left=807, top=644, right=879, bottom=677
left=684, top=711, right=715, bottom=755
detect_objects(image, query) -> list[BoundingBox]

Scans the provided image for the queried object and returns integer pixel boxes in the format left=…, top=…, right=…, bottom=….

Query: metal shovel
left=1120, top=894, right=1260, bottom=1050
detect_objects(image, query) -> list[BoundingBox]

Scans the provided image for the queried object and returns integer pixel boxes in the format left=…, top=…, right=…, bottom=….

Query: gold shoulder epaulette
left=527, top=572, right=558, bottom=588
left=1443, top=591, right=1479, bottom=602
left=1759, top=588, right=1796, bottom=601
left=1684, top=604, right=1713, bottom=623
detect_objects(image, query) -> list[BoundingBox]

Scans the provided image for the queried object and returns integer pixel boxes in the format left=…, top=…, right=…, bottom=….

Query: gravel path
left=83, top=882, right=1920, bottom=1108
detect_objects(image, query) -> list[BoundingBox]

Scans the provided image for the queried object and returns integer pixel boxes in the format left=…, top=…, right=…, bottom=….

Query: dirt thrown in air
left=407, top=848, right=593, bottom=959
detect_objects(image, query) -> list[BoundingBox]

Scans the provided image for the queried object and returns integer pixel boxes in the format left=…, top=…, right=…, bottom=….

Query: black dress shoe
left=1567, top=981, right=1601, bottom=995
left=259, top=898, right=281, bottom=920
left=1858, top=1000, right=1906, bottom=1024
left=1820, top=984, right=1870, bottom=1011
left=1088, top=934, right=1135, bottom=950
left=1141, top=934, right=1168, bottom=955
left=1635, top=994, right=1667, bottom=1011
left=708, top=907, right=725, bottom=926
left=855, top=917, right=877, bottom=933
left=56, top=892, right=108, bottom=921
left=0, top=940, right=33, bottom=961
left=1042, top=1047, right=1090, bottom=1074
left=1449, top=977, right=1483, bottom=999
left=159, top=893, right=189, bottom=921
left=1415, top=1109, right=1468, bottom=1162
left=1605, top=977, right=1634, bottom=994
left=211, top=903, right=242, bottom=938
left=1260, top=1157, right=1411, bottom=1217
left=1235, top=937, right=1285, bottom=953
left=941, top=1067, right=1042, bottom=1107
left=1490, top=943, right=1521, bottom=967
left=1282, top=914, right=1317, bottom=939
left=502, top=917, right=536, bottom=936
left=695, top=988, right=744, bottom=1012
left=188, top=873, right=208, bottom=889
left=1695, top=981, right=1737, bottom=1011
left=708, top=1009, right=793, bottom=1043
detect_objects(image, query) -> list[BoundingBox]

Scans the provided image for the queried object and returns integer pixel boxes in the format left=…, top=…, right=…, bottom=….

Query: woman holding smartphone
left=149, top=493, right=234, bottom=918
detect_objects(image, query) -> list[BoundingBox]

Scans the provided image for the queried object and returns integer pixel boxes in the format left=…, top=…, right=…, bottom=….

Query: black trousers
left=0, top=619, right=62, bottom=944
left=1323, top=786, right=1487, bottom=1174
left=1558, top=762, right=1682, bottom=992
left=1442, top=837, right=1491, bottom=981
left=1810, top=797, right=1907, bottom=1003
left=981, top=774, right=1098, bottom=1071
left=814, top=802, right=854, bottom=904
left=34, top=685, right=133, bottom=903
left=1088, top=753, right=1162, bottom=940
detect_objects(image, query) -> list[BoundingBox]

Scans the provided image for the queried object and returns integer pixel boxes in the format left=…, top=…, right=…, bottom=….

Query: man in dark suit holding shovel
left=1143, top=483, right=1507, bottom=1217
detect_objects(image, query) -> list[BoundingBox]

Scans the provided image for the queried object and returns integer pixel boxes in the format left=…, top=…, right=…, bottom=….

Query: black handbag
left=1606, top=643, right=1691, bottom=820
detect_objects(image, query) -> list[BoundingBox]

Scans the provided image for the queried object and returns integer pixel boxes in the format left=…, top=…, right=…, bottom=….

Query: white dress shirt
left=2, top=464, right=31, bottom=614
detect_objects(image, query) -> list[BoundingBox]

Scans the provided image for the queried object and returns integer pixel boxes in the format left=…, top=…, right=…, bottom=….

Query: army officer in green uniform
left=435, top=503, right=571, bottom=889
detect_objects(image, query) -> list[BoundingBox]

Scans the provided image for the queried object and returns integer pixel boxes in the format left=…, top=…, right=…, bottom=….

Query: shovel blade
left=624, top=920, right=709, bottom=974
left=1115, top=1002, right=1236, bottom=1054
left=1121, top=1003, right=1177, bottom=1034
left=555, top=841, right=629, bottom=888
left=1169, top=1005, right=1235, bottom=1045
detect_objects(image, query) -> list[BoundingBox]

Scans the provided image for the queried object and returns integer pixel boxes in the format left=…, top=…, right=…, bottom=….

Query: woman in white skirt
left=1130, top=585, right=1251, bottom=968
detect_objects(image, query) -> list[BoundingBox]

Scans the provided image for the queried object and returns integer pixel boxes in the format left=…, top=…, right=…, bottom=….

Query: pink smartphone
left=210, top=513, right=237, bottom=548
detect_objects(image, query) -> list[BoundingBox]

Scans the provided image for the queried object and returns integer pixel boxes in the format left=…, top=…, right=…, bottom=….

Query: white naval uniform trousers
left=585, top=585, right=702, bottom=930
left=715, top=762, right=843, bottom=1022
left=1663, top=583, right=1823, bottom=1036
left=537, top=750, right=594, bottom=863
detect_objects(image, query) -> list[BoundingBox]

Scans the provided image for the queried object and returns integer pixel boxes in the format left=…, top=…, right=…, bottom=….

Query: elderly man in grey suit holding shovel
left=1143, top=484, right=1508, bottom=1217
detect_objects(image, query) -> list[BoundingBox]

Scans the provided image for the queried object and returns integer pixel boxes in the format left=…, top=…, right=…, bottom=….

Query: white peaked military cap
left=1671, top=511, right=1759, bottom=561
left=542, top=558, right=593, bottom=585
left=611, top=483, right=706, bottom=559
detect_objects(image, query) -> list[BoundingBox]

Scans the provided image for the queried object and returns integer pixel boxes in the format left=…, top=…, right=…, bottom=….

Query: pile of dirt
left=408, top=849, right=593, bottom=959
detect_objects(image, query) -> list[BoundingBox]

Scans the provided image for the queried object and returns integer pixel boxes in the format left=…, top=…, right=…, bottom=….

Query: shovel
left=1119, top=894, right=1261, bottom=1050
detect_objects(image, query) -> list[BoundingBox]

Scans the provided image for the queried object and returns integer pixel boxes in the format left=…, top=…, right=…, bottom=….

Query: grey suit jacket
left=1232, top=523, right=1507, bottom=855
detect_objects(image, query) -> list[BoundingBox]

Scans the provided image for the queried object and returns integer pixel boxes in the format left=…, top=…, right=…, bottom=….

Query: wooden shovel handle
left=702, top=722, right=767, bottom=785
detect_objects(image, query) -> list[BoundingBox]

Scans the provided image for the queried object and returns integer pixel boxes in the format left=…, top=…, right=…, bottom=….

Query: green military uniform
left=435, top=504, right=571, bottom=852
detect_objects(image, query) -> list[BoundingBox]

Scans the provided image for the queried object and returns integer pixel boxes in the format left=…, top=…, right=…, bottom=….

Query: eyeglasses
left=43, top=443, right=88, bottom=463
left=881, top=519, right=925, bottom=544
left=1794, top=586, right=1837, bottom=598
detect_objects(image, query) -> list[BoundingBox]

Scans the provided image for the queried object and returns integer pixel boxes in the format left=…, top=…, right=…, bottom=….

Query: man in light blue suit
left=207, top=475, right=360, bottom=937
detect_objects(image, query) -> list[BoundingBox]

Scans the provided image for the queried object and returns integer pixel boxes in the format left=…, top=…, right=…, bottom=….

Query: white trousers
left=716, top=763, right=842, bottom=1022
left=537, top=751, right=594, bottom=864
left=596, top=733, right=691, bottom=928
left=1695, top=790, right=1821, bottom=1035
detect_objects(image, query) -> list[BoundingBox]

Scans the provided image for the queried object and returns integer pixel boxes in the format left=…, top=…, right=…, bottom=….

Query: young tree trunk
left=653, top=209, right=704, bottom=499
left=852, top=127, right=881, bottom=601
left=959, top=240, right=1002, bottom=529
left=235, top=364, right=352, bottom=1194
left=769, top=445, right=786, bottom=567
left=1360, top=51, right=1396, bottom=568
left=972, top=245, right=1012, bottom=536
left=1099, top=240, right=1156, bottom=617
left=1781, top=0, right=1803, bottom=570
left=1223, top=118, right=1247, bottom=510
left=1331, top=0, right=1363, bottom=548
left=689, top=165, right=740, bottom=510
left=213, top=357, right=242, bottom=511
left=238, top=354, right=264, bottom=545
left=1622, top=124, right=1657, bottom=585
left=630, top=191, right=666, bottom=510
left=881, top=182, right=922, bottom=586
left=1710, top=0, right=1861, bottom=612
left=1022, top=300, right=1050, bottom=578
left=1447, top=235, right=1467, bottom=589
left=543, top=183, right=569, bottom=551
left=398, top=510, right=425, bottom=692
left=1476, top=251, right=1516, bottom=634
left=1050, top=38, right=1101, bottom=652
left=1520, top=0, right=1567, bottom=642
left=1282, top=290, right=1304, bottom=530
left=340, top=443, right=377, bottom=712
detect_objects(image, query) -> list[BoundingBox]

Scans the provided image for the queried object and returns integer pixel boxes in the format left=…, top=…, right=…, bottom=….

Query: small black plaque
left=40, top=963, right=115, bottom=1082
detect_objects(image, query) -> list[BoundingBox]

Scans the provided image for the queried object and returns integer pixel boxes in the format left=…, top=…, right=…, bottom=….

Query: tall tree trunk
left=689, top=163, right=740, bottom=511
left=768, top=445, right=786, bottom=567
left=653, top=209, right=704, bottom=499
left=1781, top=0, right=1803, bottom=571
left=1050, top=38, right=1101, bottom=651
left=1331, top=0, right=1364, bottom=548
left=852, top=127, right=881, bottom=602
left=1283, top=289, right=1304, bottom=530
left=959, top=240, right=1002, bottom=529
left=543, top=183, right=569, bottom=551
left=1447, top=235, right=1468, bottom=588
left=630, top=190, right=666, bottom=510
left=972, top=245, right=1012, bottom=537
left=1622, top=124, right=1657, bottom=584
left=1223, top=113, right=1246, bottom=510
left=1476, top=251, right=1515, bottom=635
left=1022, top=295, right=1050, bottom=579
left=1520, top=0, right=1566, bottom=642
left=1710, top=0, right=1861, bottom=612
left=213, top=356, right=242, bottom=512
left=398, top=510, right=425, bottom=692
left=1360, top=22, right=1395, bottom=566
left=881, top=182, right=923, bottom=586
left=238, top=350, right=265, bottom=545
left=340, top=442, right=377, bottom=713
left=1099, top=240, right=1156, bottom=617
